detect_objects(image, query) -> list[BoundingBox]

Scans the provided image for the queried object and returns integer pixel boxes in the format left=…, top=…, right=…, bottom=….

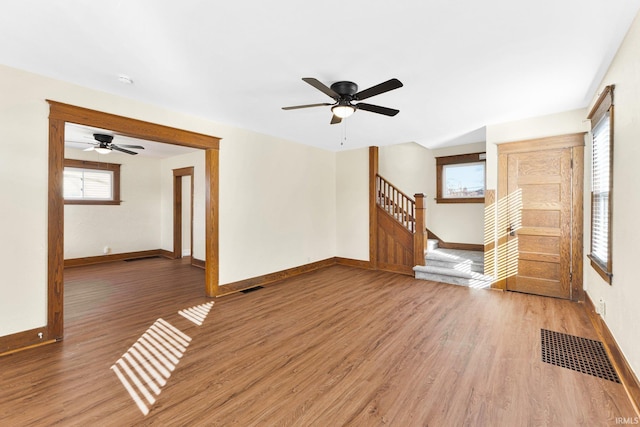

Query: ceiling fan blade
left=111, top=145, right=138, bottom=155
left=83, top=146, right=95, bottom=152
left=354, top=78, right=403, bottom=101
left=356, top=103, right=400, bottom=116
left=282, top=102, right=333, bottom=111
left=117, top=144, right=145, bottom=149
left=65, top=139, right=95, bottom=145
left=330, top=114, right=342, bottom=125
left=302, top=78, right=340, bottom=100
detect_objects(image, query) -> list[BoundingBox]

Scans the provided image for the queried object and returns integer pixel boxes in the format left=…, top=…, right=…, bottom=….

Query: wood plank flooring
left=0, top=258, right=636, bottom=425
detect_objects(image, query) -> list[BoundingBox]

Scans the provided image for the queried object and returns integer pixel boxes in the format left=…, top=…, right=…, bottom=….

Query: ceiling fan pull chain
left=341, top=120, right=347, bottom=147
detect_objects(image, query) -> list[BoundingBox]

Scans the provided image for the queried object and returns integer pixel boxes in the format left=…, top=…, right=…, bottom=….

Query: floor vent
left=124, top=256, right=161, bottom=262
left=241, top=286, right=264, bottom=294
left=541, top=329, right=620, bottom=383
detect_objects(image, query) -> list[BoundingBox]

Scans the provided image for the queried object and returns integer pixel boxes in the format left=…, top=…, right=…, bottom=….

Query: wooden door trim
left=173, top=167, right=194, bottom=260
left=369, top=146, right=379, bottom=269
left=496, top=133, right=585, bottom=301
left=497, top=133, right=584, bottom=155
left=205, top=149, right=219, bottom=297
left=571, top=145, right=585, bottom=302
left=495, top=154, right=509, bottom=291
left=47, top=101, right=220, bottom=343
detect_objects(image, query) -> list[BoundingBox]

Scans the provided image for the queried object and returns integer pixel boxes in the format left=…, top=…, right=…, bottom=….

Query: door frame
left=47, top=101, right=221, bottom=341
left=496, top=133, right=585, bottom=301
left=173, top=167, right=194, bottom=260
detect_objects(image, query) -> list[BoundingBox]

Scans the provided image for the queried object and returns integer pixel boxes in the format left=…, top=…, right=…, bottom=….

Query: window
left=436, top=152, right=486, bottom=203
left=587, top=85, right=614, bottom=284
left=63, top=159, right=121, bottom=205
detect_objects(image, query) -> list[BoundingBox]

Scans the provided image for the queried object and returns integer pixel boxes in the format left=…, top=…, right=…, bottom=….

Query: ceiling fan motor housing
left=93, top=133, right=114, bottom=144
left=330, top=81, right=358, bottom=98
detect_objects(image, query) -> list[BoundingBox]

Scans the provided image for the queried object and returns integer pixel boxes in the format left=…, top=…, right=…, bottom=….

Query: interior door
left=505, top=148, right=572, bottom=299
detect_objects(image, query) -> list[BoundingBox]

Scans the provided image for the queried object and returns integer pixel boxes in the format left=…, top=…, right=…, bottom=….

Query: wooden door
left=498, top=135, right=583, bottom=300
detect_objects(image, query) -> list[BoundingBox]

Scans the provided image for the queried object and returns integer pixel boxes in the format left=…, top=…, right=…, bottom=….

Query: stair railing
left=376, top=174, right=415, bottom=231
left=376, top=174, right=427, bottom=267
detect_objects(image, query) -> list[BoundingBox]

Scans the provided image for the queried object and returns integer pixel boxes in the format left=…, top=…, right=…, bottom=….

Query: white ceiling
left=65, top=123, right=199, bottom=158
left=2, top=1, right=639, bottom=151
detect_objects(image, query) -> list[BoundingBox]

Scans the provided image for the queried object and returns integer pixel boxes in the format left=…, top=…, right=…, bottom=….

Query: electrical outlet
left=103, top=246, right=110, bottom=254
left=598, top=298, right=606, bottom=318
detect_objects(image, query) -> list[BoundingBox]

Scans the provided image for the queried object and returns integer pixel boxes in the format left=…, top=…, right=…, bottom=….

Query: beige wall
left=379, top=141, right=486, bottom=245
left=182, top=176, right=192, bottom=256
left=65, top=147, right=205, bottom=261
left=482, top=9, right=640, bottom=380
left=160, top=150, right=206, bottom=260
left=0, top=64, right=338, bottom=336
left=581, top=10, right=640, bottom=381
left=64, top=147, right=163, bottom=259
left=485, top=109, right=588, bottom=292
left=336, top=147, right=370, bottom=261
left=218, top=129, right=336, bottom=284
left=485, top=109, right=588, bottom=189
left=483, top=110, right=589, bottom=292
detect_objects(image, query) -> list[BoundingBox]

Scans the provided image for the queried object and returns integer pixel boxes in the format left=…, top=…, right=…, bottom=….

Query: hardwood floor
left=0, top=258, right=636, bottom=425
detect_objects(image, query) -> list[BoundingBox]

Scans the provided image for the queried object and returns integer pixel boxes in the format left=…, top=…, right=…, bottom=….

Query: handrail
left=376, top=174, right=415, bottom=232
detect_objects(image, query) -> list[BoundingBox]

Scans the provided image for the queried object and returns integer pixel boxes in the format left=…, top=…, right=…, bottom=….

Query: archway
left=47, top=101, right=220, bottom=340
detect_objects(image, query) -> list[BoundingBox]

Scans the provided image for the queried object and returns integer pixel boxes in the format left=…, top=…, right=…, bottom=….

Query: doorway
left=173, top=167, right=194, bottom=260
left=497, top=133, right=584, bottom=301
left=47, top=101, right=221, bottom=341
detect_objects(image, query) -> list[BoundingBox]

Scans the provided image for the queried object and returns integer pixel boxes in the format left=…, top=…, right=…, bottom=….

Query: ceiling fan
left=282, top=77, right=403, bottom=124
left=81, top=134, right=145, bottom=155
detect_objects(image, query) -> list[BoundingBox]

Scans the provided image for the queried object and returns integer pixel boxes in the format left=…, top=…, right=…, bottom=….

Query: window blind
left=591, top=114, right=610, bottom=266
left=63, top=167, right=114, bottom=200
left=587, top=84, right=613, bottom=283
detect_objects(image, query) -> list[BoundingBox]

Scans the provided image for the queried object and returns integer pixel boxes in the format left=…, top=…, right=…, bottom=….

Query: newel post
left=413, top=194, right=427, bottom=266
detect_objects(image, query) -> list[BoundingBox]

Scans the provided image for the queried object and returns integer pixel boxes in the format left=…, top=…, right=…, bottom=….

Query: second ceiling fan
left=83, top=133, right=145, bottom=155
left=282, top=77, right=403, bottom=124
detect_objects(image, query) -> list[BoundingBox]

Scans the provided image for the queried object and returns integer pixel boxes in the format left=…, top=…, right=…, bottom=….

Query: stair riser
left=414, top=271, right=492, bottom=288
left=425, top=259, right=484, bottom=273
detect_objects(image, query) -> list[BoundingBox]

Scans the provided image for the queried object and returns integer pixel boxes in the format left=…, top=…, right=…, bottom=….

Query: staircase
left=413, top=239, right=493, bottom=289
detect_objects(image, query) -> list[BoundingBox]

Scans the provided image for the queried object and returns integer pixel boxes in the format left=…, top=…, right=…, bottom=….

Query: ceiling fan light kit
left=283, top=77, right=402, bottom=124
left=94, top=147, right=111, bottom=154
left=75, top=133, right=146, bottom=155
left=332, top=103, right=356, bottom=119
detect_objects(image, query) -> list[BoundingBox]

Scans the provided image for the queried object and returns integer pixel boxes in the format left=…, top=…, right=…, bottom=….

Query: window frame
left=63, top=158, right=121, bottom=205
left=435, top=152, right=486, bottom=203
left=587, top=85, right=614, bottom=284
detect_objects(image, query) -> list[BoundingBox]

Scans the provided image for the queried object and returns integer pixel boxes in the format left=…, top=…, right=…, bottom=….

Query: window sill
left=588, top=255, right=612, bottom=285
left=64, top=200, right=121, bottom=206
left=435, top=197, right=485, bottom=204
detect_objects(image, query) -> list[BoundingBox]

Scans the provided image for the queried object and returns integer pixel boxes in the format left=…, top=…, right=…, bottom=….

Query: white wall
left=336, top=147, right=370, bottom=261
left=581, top=11, right=640, bottom=381
left=379, top=141, right=486, bottom=245
left=0, top=64, right=337, bottom=337
left=64, top=147, right=162, bottom=259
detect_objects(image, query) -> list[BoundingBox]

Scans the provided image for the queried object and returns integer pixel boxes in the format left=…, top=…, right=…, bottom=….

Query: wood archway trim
left=47, top=100, right=221, bottom=341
